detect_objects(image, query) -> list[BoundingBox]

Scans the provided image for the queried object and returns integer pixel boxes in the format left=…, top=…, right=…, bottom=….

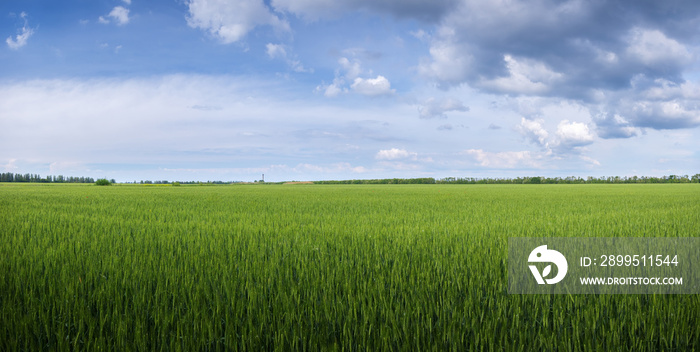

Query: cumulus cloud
left=554, top=120, right=594, bottom=149
left=350, top=76, right=394, bottom=96
left=517, top=118, right=549, bottom=149
left=518, top=118, right=595, bottom=155
left=186, top=0, right=289, bottom=43
left=418, top=97, right=468, bottom=119
left=100, top=6, right=130, bottom=26
left=317, top=56, right=393, bottom=97
left=591, top=78, right=700, bottom=134
left=6, top=12, right=34, bottom=50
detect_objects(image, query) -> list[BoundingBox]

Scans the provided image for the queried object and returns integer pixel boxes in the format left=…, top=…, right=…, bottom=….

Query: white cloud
left=555, top=120, right=594, bottom=147
left=318, top=79, right=345, bottom=97
left=518, top=117, right=595, bottom=155
left=108, top=6, right=130, bottom=26
left=376, top=148, right=417, bottom=160
left=186, top=0, right=289, bottom=43
left=6, top=12, right=34, bottom=50
left=6, top=27, right=34, bottom=50
left=319, top=57, right=392, bottom=97
left=122, top=0, right=132, bottom=4
left=552, top=120, right=595, bottom=155
left=266, top=43, right=287, bottom=59
left=518, top=118, right=549, bottom=148
left=418, top=97, right=468, bottom=119
left=350, top=76, right=395, bottom=96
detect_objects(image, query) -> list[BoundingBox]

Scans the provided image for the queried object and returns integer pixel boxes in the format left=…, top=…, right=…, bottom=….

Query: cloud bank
left=418, top=0, right=700, bottom=136
left=183, top=0, right=700, bottom=139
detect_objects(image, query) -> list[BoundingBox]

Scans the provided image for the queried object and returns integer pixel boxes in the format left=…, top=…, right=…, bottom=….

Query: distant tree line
left=0, top=172, right=99, bottom=184
left=314, top=178, right=437, bottom=185
left=436, top=175, right=700, bottom=184
left=135, top=180, right=238, bottom=185
left=3, top=172, right=700, bottom=185
left=315, top=174, right=700, bottom=185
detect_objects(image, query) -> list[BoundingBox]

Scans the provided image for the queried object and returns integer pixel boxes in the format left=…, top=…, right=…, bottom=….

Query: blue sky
left=2, top=0, right=699, bottom=182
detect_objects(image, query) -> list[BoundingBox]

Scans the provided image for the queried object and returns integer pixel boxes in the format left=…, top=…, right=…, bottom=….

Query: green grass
left=1, top=183, right=698, bottom=350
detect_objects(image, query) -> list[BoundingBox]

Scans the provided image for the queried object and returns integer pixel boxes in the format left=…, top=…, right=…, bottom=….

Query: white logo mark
left=528, top=245, right=568, bottom=284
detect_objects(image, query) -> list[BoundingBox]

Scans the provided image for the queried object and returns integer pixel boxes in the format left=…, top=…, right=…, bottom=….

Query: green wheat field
left=1, top=183, right=698, bottom=350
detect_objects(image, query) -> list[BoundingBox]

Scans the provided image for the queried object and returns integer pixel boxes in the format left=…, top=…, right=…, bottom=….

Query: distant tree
left=95, top=178, right=111, bottom=186
left=0, top=172, right=13, bottom=182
